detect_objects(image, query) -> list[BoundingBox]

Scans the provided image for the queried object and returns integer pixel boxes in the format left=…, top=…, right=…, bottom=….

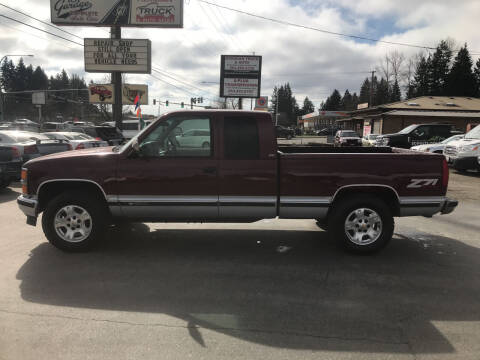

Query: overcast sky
left=1, top=0, right=480, bottom=114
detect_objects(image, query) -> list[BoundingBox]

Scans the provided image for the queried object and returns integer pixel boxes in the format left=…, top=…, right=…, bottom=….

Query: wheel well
left=37, top=181, right=108, bottom=213
left=330, top=186, right=400, bottom=216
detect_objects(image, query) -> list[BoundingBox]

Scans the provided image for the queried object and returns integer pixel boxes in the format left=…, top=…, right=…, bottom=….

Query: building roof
left=383, top=96, right=480, bottom=111
left=384, top=110, right=480, bottom=118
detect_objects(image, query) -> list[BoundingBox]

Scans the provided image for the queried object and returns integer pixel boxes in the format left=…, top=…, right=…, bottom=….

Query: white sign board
left=89, top=84, right=114, bottom=104
left=84, top=38, right=151, bottom=73
left=122, top=84, right=148, bottom=105
left=222, top=78, right=259, bottom=97
left=51, top=0, right=183, bottom=28
left=357, top=103, right=369, bottom=110
left=220, top=55, right=262, bottom=98
left=32, top=92, right=46, bottom=105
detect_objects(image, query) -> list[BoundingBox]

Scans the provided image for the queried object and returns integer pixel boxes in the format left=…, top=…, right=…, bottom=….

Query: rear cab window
left=223, top=116, right=260, bottom=160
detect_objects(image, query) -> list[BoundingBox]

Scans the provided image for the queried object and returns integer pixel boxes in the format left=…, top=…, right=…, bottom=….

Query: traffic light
left=181, top=102, right=184, bottom=108
left=166, top=100, right=169, bottom=106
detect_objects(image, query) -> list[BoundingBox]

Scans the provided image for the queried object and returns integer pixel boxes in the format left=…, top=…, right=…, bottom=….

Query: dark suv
left=275, top=125, right=295, bottom=140
left=83, top=126, right=125, bottom=146
left=376, top=124, right=461, bottom=148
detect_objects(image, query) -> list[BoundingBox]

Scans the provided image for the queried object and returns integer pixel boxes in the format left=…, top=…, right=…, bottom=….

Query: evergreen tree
left=351, top=92, right=359, bottom=110
left=340, top=90, right=353, bottom=110
left=0, top=59, right=16, bottom=91
left=375, top=78, right=389, bottom=105
left=302, top=96, right=315, bottom=114
left=474, top=58, right=480, bottom=97
left=390, top=80, right=401, bottom=102
left=322, top=89, right=342, bottom=111
left=31, top=66, right=48, bottom=90
left=13, top=58, right=28, bottom=91
left=413, top=56, right=431, bottom=96
left=429, top=40, right=453, bottom=95
left=359, top=78, right=371, bottom=104
left=445, top=44, right=477, bottom=97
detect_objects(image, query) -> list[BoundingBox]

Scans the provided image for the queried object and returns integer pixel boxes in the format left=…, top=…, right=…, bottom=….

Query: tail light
left=442, top=157, right=449, bottom=189
left=21, top=168, right=28, bottom=194
left=95, top=137, right=102, bottom=141
left=23, top=145, right=38, bottom=155
left=11, top=147, right=21, bottom=159
left=76, top=143, right=85, bottom=150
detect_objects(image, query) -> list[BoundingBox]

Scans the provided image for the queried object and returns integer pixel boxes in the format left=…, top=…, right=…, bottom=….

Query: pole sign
left=32, top=92, right=46, bottom=105
left=122, top=84, right=148, bottom=105
left=84, top=38, right=151, bottom=73
left=220, top=55, right=262, bottom=98
left=254, top=96, right=268, bottom=110
left=51, top=0, right=184, bottom=28
left=89, top=84, right=115, bottom=104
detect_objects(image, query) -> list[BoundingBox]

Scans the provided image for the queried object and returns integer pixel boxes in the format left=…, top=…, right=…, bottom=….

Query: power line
left=0, top=14, right=83, bottom=46
left=0, top=3, right=84, bottom=40
left=197, top=0, right=480, bottom=54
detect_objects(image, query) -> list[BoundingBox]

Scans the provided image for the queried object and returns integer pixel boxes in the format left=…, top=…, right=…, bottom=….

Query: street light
left=0, top=54, right=34, bottom=122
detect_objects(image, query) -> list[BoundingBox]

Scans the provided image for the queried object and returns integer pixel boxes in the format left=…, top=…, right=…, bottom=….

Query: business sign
left=254, top=96, right=268, bottom=110
left=84, top=38, right=151, bottom=73
left=32, top=92, right=46, bottom=105
left=357, top=103, right=369, bottom=110
left=122, top=84, right=148, bottom=105
left=220, top=55, right=262, bottom=98
left=51, top=0, right=184, bottom=28
left=363, top=124, right=372, bottom=137
left=89, top=84, right=114, bottom=104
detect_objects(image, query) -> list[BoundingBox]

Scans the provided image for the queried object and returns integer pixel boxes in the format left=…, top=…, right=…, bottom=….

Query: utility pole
left=238, top=98, right=243, bottom=110
left=369, top=70, right=376, bottom=108
left=111, top=26, right=123, bottom=130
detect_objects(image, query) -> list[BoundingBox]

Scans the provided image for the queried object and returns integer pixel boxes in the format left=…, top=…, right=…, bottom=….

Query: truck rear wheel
left=328, top=195, right=394, bottom=253
left=42, top=191, right=107, bottom=252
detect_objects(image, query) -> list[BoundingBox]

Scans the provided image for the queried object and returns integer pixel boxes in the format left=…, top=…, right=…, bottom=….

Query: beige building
left=338, top=96, right=480, bottom=135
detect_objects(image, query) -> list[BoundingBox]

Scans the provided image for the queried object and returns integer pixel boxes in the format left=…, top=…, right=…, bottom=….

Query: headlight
left=460, top=144, right=480, bottom=152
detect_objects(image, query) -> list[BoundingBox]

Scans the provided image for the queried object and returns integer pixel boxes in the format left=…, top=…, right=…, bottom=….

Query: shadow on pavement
left=0, top=187, right=20, bottom=204
left=17, top=224, right=480, bottom=353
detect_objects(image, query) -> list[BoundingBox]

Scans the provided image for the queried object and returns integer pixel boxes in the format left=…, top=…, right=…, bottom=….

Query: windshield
left=465, top=125, right=480, bottom=140
left=398, top=125, right=418, bottom=134
left=441, top=134, right=463, bottom=144
left=368, top=134, right=379, bottom=140
left=340, top=131, right=358, bottom=137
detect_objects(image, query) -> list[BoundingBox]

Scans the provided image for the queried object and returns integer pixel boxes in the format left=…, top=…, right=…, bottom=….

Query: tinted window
left=123, top=123, right=139, bottom=131
left=224, top=117, right=259, bottom=160
left=432, top=126, right=451, bottom=138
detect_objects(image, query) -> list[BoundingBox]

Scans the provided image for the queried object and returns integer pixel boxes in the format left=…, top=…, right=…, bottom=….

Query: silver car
left=43, top=132, right=109, bottom=150
left=0, top=130, right=72, bottom=163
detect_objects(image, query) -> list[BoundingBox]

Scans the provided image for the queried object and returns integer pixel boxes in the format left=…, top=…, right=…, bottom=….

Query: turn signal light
left=76, top=143, right=85, bottom=150
left=21, top=169, right=28, bottom=194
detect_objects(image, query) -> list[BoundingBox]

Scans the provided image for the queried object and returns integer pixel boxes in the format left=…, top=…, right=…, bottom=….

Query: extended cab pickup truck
left=18, top=110, right=458, bottom=253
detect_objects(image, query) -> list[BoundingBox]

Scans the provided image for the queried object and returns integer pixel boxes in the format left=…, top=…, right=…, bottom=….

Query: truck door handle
left=203, top=167, right=217, bottom=174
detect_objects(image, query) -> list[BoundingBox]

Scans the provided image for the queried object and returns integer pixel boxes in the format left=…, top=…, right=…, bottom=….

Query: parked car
left=334, top=130, right=362, bottom=146
left=0, top=130, right=72, bottom=163
left=316, top=127, right=341, bottom=136
left=18, top=110, right=457, bottom=254
left=443, top=125, right=480, bottom=171
left=0, top=145, right=22, bottom=189
left=43, top=132, right=109, bottom=150
left=41, top=122, right=66, bottom=132
left=176, top=129, right=211, bottom=148
left=11, top=119, right=40, bottom=132
left=275, top=125, right=295, bottom=139
left=101, top=120, right=153, bottom=140
left=411, top=134, right=464, bottom=153
left=82, top=126, right=125, bottom=146
left=376, top=124, right=461, bottom=148
left=362, top=134, right=380, bottom=146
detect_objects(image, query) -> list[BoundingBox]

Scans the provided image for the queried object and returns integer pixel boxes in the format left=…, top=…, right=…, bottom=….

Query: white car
left=443, top=126, right=480, bottom=171
left=362, top=134, right=379, bottom=146
left=43, top=132, right=109, bottom=150
left=176, top=129, right=211, bottom=148
left=410, top=134, right=464, bottom=154
left=102, top=120, right=153, bottom=140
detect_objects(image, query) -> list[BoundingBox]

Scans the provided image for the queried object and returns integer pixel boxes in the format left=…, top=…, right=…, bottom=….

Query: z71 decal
left=407, top=179, right=439, bottom=188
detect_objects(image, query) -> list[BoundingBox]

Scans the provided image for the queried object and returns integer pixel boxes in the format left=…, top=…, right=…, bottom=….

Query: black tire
left=42, top=191, right=108, bottom=252
left=328, top=195, right=394, bottom=254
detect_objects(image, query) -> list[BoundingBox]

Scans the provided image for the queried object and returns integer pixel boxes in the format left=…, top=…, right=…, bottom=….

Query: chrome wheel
left=344, top=208, right=382, bottom=246
left=54, top=205, right=92, bottom=243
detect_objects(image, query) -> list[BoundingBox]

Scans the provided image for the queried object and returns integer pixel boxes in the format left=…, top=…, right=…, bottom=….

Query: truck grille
left=444, top=145, right=458, bottom=156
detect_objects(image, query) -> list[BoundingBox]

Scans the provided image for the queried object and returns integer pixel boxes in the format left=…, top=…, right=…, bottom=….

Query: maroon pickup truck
left=18, top=110, right=458, bottom=253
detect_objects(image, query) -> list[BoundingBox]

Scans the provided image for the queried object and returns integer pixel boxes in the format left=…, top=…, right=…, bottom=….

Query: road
left=0, top=172, right=479, bottom=360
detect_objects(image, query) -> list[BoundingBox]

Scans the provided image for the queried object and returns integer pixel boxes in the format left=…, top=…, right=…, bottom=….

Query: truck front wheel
left=42, top=191, right=107, bottom=252
left=328, top=195, right=394, bottom=253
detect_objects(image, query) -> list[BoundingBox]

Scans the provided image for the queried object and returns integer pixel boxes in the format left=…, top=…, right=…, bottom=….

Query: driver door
left=114, top=115, right=219, bottom=221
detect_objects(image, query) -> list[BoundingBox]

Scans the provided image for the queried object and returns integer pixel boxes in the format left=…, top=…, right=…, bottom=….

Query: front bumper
left=17, top=195, right=38, bottom=218
left=446, top=156, right=480, bottom=170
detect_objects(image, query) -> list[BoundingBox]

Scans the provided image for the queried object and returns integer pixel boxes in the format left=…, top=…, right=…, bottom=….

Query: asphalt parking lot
left=0, top=170, right=479, bottom=360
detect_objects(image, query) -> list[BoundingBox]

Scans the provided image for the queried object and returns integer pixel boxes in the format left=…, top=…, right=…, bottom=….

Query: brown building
left=338, top=96, right=480, bottom=135
left=298, top=111, right=349, bottom=132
